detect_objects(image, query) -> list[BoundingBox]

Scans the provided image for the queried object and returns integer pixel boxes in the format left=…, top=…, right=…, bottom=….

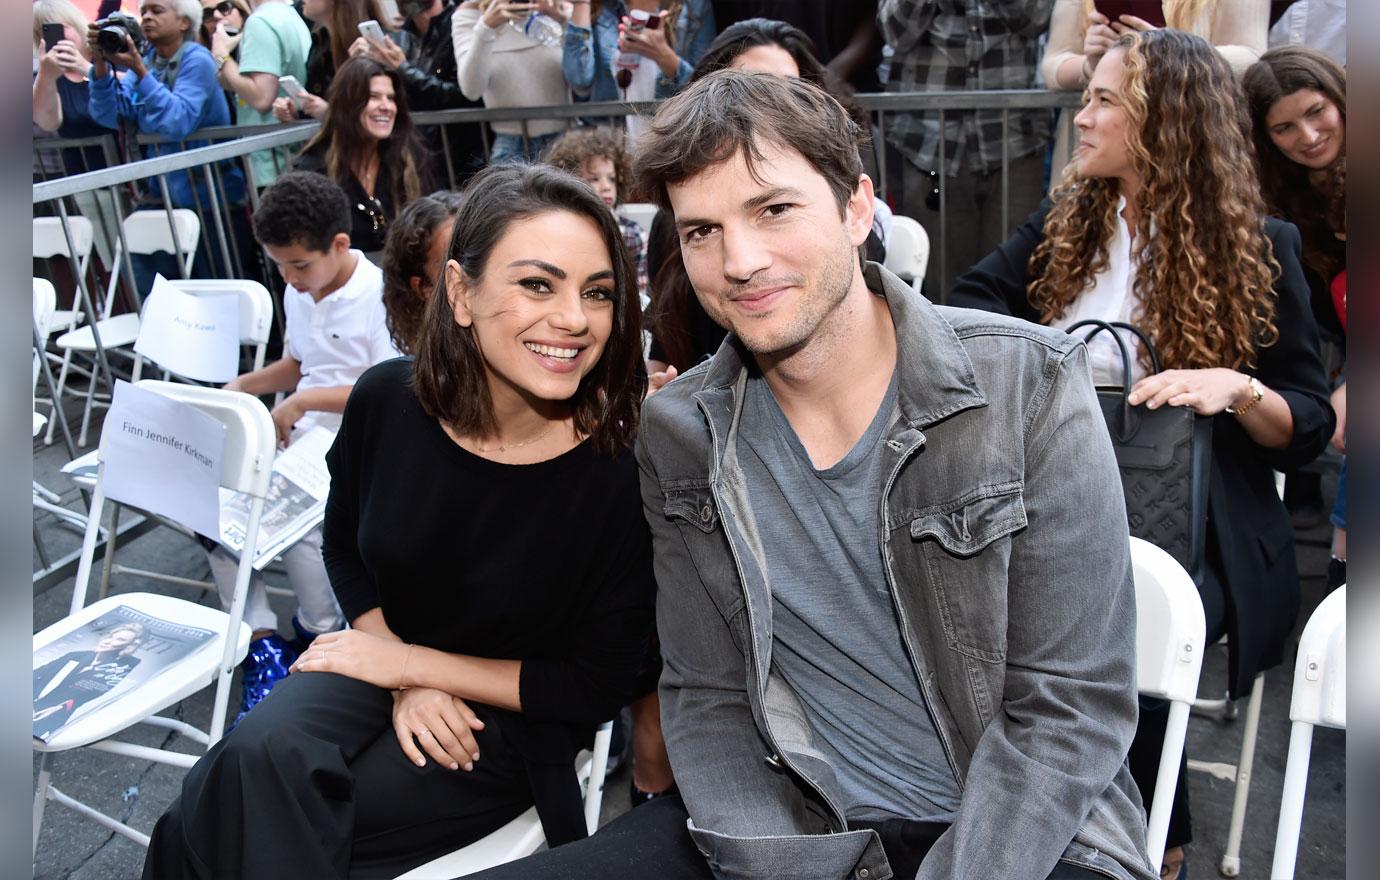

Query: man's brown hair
left=632, top=70, right=867, bottom=217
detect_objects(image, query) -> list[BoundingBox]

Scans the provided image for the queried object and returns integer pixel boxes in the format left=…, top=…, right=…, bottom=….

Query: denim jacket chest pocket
left=662, top=481, right=749, bottom=648
left=904, top=483, right=1027, bottom=664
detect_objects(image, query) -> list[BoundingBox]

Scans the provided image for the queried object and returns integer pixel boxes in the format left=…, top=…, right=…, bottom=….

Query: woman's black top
left=321, top=358, right=656, bottom=842
left=323, top=357, right=656, bottom=724
left=291, top=144, right=397, bottom=254
left=948, top=203, right=1335, bottom=696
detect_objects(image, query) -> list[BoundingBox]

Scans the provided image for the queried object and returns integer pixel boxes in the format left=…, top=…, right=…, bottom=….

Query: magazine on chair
left=217, top=425, right=335, bottom=570
left=33, top=604, right=216, bottom=743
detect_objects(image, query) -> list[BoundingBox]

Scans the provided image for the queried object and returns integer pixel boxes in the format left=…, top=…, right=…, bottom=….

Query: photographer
left=87, top=0, right=246, bottom=275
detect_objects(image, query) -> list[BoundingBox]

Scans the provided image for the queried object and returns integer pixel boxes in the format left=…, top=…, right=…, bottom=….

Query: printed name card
left=133, top=275, right=240, bottom=383
left=101, top=381, right=226, bottom=538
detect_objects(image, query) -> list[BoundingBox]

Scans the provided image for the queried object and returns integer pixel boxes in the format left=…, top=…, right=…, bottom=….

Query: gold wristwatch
left=1226, top=376, right=1265, bottom=416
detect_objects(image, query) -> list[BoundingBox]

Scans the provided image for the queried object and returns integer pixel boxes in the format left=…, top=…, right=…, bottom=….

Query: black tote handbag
left=1068, top=319, right=1213, bottom=586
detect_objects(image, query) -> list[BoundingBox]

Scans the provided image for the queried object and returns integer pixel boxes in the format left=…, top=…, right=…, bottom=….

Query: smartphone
left=1096, top=1, right=1167, bottom=28
left=376, top=0, right=402, bottom=26
left=358, top=19, right=387, bottom=46
left=42, top=22, right=64, bottom=52
left=278, top=74, right=306, bottom=108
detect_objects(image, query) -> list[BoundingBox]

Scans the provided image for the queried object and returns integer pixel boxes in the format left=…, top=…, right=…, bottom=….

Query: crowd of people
left=31, top=3, right=1345, bottom=880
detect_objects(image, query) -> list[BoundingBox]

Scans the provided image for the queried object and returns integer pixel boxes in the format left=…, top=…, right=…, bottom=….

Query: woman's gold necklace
left=471, top=424, right=556, bottom=454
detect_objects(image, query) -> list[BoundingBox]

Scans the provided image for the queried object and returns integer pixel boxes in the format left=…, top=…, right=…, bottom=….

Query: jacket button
left=858, top=870, right=870, bottom=879
left=700, top=504, right=712, bottom=523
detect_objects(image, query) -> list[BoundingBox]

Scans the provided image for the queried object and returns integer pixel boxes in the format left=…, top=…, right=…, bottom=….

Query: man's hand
left=391, top=687, right=486, bottom=770
left=210, top=22, right=243, bottom=61
left=270, top=392, right=306, bottom=446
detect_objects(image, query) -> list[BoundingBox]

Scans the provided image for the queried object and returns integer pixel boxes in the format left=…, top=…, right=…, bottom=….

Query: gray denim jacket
left=635, top=264, right=1157, bottom=880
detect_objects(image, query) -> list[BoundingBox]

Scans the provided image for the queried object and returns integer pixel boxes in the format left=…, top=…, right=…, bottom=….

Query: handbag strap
left=1066, top=318, right=1136, bottom=441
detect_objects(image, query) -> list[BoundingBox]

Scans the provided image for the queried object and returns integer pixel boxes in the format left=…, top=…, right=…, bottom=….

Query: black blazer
left=949, top=203, right=1335, bottom=696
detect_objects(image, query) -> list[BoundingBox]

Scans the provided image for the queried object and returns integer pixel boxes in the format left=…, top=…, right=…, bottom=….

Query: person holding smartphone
left=558, top=0, right=716, bottom=105
left=212, top=0, right=311, bottom=187
left=1042, top=1, right=1268, bottom=186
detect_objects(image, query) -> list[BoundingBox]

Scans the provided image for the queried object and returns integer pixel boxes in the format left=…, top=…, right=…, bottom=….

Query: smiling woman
left=292, top=55, right=431, bottom=255
left=142, top=163, right=657, bottom=880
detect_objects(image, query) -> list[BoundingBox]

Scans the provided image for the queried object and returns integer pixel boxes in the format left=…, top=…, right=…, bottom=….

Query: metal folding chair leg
left=1186, top=673, right=1265, bottom=877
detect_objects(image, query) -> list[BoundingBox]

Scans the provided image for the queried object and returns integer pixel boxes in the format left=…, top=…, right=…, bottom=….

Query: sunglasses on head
left=203, top=1, right=236, bottom=21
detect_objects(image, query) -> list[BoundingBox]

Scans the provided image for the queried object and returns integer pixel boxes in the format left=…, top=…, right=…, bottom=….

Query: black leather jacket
left=398, top=2, right=477, bottom=111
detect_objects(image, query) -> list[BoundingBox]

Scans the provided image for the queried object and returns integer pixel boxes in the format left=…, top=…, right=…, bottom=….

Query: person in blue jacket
left=87, top=0, right=247, bottom=278
left=560, top=0, right=716, bottom=103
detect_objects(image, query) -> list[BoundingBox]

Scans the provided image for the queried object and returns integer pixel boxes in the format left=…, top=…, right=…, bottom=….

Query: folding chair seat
left=1129, top=537, right=1207, bottom=869
left=1269, top=586, right=1345, bottom=879
left=32, top=380, right=275, bottom=855
left=393, top=721, right=614, bottom=879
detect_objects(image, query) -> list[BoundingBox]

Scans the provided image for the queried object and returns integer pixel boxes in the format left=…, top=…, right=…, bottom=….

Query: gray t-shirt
left=737, top=369, right=963, bottom=822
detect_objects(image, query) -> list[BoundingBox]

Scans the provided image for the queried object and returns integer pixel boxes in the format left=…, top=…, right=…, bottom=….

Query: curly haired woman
left=950, top=29, right=1334, bottom=878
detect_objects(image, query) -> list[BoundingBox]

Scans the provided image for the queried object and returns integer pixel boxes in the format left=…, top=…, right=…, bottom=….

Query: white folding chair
left=1270, top=586, right=1345, bottom=879
left=1129, top=537, right=1207, bottom=869
left=617, top=202, right=658, bottom=240
left=49, top=209, right=202, bottom=447
left=393, top=720, right=615, bottom=879
left=163, top=279, right=276, bottom=373
left=33, top=279, right=90, bottom=533
left=883, top=215, right=930, bottom=294
left=34, top=215, right=96, bottom=339
left=1185, top=474, right=1288, bottom=876
left=32, top=380, right=274, bottom=855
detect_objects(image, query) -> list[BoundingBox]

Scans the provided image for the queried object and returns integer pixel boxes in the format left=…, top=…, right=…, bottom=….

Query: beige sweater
left=452, top=3, right=571, bottom=138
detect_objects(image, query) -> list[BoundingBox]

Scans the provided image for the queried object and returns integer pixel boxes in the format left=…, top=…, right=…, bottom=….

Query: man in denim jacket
left=471, top=71, right=1155, bottom=880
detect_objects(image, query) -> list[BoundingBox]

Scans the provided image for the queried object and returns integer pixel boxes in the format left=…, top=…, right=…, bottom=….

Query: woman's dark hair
left=1243, top=46, right=1346, bottom=282
left=690, top=18, right=868, bottom=129
left=412, top=164, right=646, bottom=454
left=300, top=56, right=426, bottom=216
left=381, top=190, right=465, bottom=356
left=252, top=171, right=352, bottom=251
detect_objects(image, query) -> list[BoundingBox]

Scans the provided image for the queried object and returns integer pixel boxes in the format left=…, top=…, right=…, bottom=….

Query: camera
left=93, top=12, right=146, bottom=57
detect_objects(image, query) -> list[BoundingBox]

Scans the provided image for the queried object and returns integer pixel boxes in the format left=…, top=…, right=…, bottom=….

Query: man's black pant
left=466, top=794, right=1109, bottom=880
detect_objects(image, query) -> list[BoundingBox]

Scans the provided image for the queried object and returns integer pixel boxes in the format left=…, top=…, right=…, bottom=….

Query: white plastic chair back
left=617, top=202, right=658, bottom=235
left=126, top=380, right=277, bottom=497
left=166, top=279, right=276, bottom=370
left=393, top=720, right=614, bottom=879
left=1270, top=587, right=1345, bottom=879
left=884, top=215, right=930, bottom=292
left=33, top=215, right=95, bottom=267
left=34, top=278, right=57, bottom=339
left=1129, top=537, right=1206, bottom=868
left=1290, top=587, right=1346, bottom=730
left=102, top=210, right=202, bottom=315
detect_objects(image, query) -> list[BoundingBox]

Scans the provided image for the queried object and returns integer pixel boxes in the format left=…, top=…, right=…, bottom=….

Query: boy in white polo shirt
left=207, top=171, right=399, bottom=722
